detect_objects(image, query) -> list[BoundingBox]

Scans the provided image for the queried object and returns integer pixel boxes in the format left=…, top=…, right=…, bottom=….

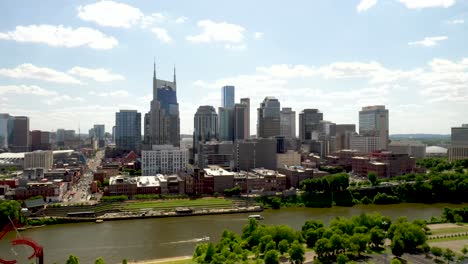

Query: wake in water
left=164, top=236, right=210, bottom=244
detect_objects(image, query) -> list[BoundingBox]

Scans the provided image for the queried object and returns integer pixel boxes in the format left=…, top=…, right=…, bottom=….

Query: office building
left=142, top=145, right=188, bottom=175
left=93, top=124, right=105, bottom=140
left=280, top=107, right=296, bottom=139
left=222, top=85, right=235, bottom=108
left=233, top=138, right=277, bottom=171
left=257, top=97, right=281, bottom=138
left=448, top=124, right=468, bottom=162
left=335, top=124, right=356, bottom=150
left=31, top=130, right=51, bottom=151
left=388, top=140, right=426, bottom=159
left=234, top=100, right=249, bottom=140
left=218, top=107, right=234, bottom=141
left=193, top=105, right=218, bottom=155
left=8, top=116, right=30, bottom=152
left=299, top=109, right=323, bottom=141
left=198, top=141, right=234, bottom=169
left=359, top=105, right=389, bottom=150
left=0, top=114, right=10, bottom=150
left=115, top=110, right=141, bottom=151
left=276, top=150, right=301, bottom=169
left=24, top=150, right=53, bottom=170
left=144, top=62, right=180, bottom=147
left=350, top=134, right=381, bottom=154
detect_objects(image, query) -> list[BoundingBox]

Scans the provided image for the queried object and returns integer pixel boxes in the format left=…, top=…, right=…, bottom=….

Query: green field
left=122, top=198, right=234, bottom=211
left=428, top=234, right=468, bottom=242
left=430, top=226, right=468, bottom=235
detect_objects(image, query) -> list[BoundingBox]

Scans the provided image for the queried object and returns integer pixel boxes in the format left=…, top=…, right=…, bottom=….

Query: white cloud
left=88, top=90, right=129, bottom=97
left=447, top=19, right=464, bottom=24
left=43, top=95, right=84, bottom=105
left=257, top=64, right=317, bottom=78
left=151, top=27, right=172, bottom=43
left=357, top=0, right=378, bottom=12
left=0, top=64, right=82, bottom=84
left=408, top=36, right=448, bottom=47
left=141, top=13, right=167, bottom=28
left=0, top=25, right=118, bottom=49
left=77, top=0, right=143, bottom=28
left=398, top=0, right=455, bottom=9
left=254, top=32, right=264, bottom=39
left=0, top=84, right=57, bottom=96
left=68, top=67, right=125, bottom=82
left=175, top=16, right=188, bottom=24
left=186, top=20, right=245, bottom=44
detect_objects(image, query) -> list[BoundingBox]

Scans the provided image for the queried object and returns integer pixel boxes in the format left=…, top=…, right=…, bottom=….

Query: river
left=0, top=203, right=465, bottom=264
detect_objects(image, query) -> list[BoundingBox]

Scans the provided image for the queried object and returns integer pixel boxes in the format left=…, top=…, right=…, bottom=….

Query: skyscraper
left=116, top=110, right=141, bottom=151
left=299, top=109, right=323, bottom=141
left=359, top=105, right=389, bottom=150
left=335, top=124, right=356, bottom=150
left=8, top=116, right=30, bottom=152
left=218, top=107, right=234, bottom=141
left=280, top=107, right=296, bottom=139
left=240, top=98, right=250, bottom=138
left=145, top=61, right=180, bottom=147
left=193, top=105, right=218, bottom=150
left=257, top=97, right=281, bottom=138
left=222, top=85, right=235, bottom=108
left=448, top=124, right=468, bottom=162
left=0, top=113, right=10, bottom=150
left=31, top=130, right=51, bottom=151
left=93, top=124, right=105, bottom=140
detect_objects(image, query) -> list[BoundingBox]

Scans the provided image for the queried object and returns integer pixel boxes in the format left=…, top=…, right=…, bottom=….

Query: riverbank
left=29, top=205, right=263, bottom=225
left=129, top=256, right=192, bottom=264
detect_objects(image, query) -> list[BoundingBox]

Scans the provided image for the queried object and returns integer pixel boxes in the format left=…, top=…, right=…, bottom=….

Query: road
left=62, top=150, right=103, bottom=205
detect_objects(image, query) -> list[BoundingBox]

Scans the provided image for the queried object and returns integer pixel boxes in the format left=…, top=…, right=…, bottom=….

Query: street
left=62, top=150, right=103, bottom=205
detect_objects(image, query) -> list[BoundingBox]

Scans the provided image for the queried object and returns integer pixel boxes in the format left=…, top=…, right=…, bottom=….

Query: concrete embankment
left=30, top=206, right=263, bottom=224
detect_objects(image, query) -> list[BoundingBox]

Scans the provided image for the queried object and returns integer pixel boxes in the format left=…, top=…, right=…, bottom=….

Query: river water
left=0, top=203, right=465, bottom=264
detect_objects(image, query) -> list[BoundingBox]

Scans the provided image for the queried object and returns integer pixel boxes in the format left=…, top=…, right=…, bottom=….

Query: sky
left=0, top=0, right=467, bottom=135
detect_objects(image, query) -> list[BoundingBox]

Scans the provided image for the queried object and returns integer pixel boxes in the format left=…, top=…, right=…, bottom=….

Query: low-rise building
left=388, top=140, right=426, bottom=159
left=108, top=175, right=137, bottom=196
left=350, top=135, right=381, bottom=153
left=233, top=169, right=286, bottom=194
left=276, top=150, right=301, bottom=169
left=278, top=165, right=315, bottom=188
left=203, top=167, right=235, bottom=194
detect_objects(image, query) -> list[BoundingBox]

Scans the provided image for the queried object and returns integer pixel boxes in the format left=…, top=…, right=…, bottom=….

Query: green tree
left=0, top=200, right=20, bottom=228
left=369, top=227, right=385, bottom=247
left=431, top=247, right=443, bottom=260
left=368, top=172, right=378, bottom=186
left=265, top=241, right=276, bottom=252
left=122, top=260, right=127, bottom=264
left=289, top=240, right=305, bottom=264
left=350, top=233, right=368, bottom=256
left=66, top=255, right=80, bottom=264
left=443, top=248, right=455, bottom=263
left=95, top=257, right=105, bottom=264
left=264, top=250, right=280, bottom=264
left=390, top=258, right=402, bottom=264
left=278, top=239, right=289, bottom=255
left=391, top=237, right=404, bottom=257
left=204, top=243, right=215, bottom=263
left=461, top=246, right=468, bottom=256
left=337, top=254, right=348, bottom=264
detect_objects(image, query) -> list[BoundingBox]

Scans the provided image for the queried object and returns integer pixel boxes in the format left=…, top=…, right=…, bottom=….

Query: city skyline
left=1, top=0, right=468, bottom=134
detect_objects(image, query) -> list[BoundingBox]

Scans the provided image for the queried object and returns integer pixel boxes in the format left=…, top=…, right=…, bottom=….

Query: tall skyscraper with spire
left=144, top=60, right=180, bottom=147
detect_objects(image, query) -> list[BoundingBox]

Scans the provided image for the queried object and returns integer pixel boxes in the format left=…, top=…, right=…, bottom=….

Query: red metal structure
left=0, top=221, right=44, bottom=264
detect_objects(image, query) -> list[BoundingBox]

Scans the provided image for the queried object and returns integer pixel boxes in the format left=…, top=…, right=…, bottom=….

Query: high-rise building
left=193, top=105, right=218, bottom=150
left=280, top=108, right=296, bottom=139
left=144, top=61, right=180, bottom=147
left=93, top=124, right=105, bottom=140
left=31, top=130, right=51, bottom=151
left=142, top=145, right=188, bottom=175
left=233, top=138, right=277, bottom=171
left=234, top=102, right=249, bottom=140
left=240, top=98, right=250, bottom=138
left=8, top=116, right=30, bottom=152
left=257, top=97, right=281, bottom=138
left=222, top=85, right=235, bottom=108
left=115, top=110, right=141, bottom=151
left=24, top=150, right=53, bottom=170
left=448, top=124, right=468, bottom=162
left=299, top=109, right=323, bottom=141
left=335, top=124, right=356, bottom=150
left=359, top=105, right=389, bottom=150
left=218, top=107, right=234, bottom=141
left=112, top=126, right=116, bottom=143
left=198, top=141, right=234, bottom=169
left=0, top=113, right=10, bottom=149
left=350, top=134, right=381, bottom=153
left=56, top=129, right=75, bottom=144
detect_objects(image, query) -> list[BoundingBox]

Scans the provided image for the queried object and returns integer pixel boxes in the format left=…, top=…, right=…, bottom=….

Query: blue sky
left=0, top=0, right=467, bottom=135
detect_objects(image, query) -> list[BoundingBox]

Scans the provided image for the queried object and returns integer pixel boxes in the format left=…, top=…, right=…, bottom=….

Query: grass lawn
left=430, top=226, right=468, bottom=235
left=122, top=198, right=233, bottom=210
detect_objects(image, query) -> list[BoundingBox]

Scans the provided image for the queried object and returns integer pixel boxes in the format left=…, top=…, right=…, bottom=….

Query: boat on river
left=95, top=219, right=104, bottom=223
left=248, top=214, right=264, bottom=220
